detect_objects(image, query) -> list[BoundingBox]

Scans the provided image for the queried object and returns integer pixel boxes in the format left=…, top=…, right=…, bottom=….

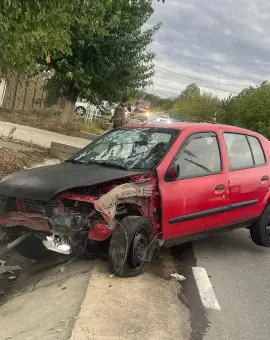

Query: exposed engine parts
left=0, top=176, right=155, bottom=256
left=42, top=235, right=72, bottom=255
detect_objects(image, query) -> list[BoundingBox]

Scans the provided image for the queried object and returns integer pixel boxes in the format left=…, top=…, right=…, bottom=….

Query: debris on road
left=0, top=260, right=22, bottom=276
left=171, top=273, right=186, bottom=282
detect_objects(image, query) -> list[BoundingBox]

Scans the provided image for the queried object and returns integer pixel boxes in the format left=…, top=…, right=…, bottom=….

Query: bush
left=0, top=109, right=106, bottom=137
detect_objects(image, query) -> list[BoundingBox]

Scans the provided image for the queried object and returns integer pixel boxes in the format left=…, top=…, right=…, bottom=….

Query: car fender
left=259, top=188, right=270, bottom=211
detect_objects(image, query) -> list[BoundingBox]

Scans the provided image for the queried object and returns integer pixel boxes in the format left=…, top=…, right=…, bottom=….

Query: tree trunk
left=59, top=86, right=79, bottom=125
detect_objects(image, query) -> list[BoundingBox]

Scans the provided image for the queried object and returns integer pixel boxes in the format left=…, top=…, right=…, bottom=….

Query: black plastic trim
left=169, top=199, right=259, bottom=224
left=164, top=217, right=257, bottom=248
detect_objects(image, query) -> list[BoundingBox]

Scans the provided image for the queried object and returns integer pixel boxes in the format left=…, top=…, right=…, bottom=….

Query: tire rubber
left=108, top=216, right=154, bottom=278
left=250, top=205, right=270, bottom=247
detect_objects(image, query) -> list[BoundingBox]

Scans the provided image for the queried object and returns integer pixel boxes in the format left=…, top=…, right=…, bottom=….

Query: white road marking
left=192, top=266, right=221, bottom=311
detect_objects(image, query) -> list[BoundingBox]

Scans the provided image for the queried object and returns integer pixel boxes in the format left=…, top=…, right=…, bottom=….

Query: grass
left=0, top=108, right=106, bottom=137
left=0, top=148, right=48, bottom=179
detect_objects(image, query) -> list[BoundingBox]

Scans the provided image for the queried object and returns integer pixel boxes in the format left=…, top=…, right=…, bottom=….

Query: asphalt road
left=172, top=228, right=270, bottom=340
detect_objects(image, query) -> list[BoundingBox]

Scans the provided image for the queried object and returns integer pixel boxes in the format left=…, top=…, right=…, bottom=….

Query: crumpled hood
left=0, top=162, right=144, bottom=201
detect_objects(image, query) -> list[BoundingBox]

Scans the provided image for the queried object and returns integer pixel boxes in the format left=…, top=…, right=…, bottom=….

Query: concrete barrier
left=50, top=142, right=81, bottom=161
left=79, top=131, right=99, bottom=141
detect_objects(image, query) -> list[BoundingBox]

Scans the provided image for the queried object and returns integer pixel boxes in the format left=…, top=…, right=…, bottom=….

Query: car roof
left=122, top=122, right=262, bottom=137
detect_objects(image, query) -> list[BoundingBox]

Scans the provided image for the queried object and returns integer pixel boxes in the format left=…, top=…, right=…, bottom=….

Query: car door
left=222, top=132, right=269, bottom=223
left=158, top=130, right=230, bottom=241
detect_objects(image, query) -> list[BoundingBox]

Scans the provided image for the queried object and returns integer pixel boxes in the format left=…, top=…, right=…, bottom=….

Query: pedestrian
left=112, top=97, right=129, bottom=128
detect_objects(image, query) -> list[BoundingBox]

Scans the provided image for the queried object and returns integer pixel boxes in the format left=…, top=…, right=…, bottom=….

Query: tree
left=0, top=1, right=105, bottom=73
left=48, top=0, right=161, bottom=124
left=179, top=83, right=200, bottom=100
left=172, top=89, right=221, bottom=121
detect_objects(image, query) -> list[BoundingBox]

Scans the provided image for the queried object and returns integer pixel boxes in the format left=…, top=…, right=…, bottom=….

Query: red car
left=0, top=123, right=270, bottom=277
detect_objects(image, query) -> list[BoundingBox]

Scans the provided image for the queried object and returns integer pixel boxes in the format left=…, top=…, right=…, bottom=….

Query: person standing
left=112, top=98, right=129, bottom=128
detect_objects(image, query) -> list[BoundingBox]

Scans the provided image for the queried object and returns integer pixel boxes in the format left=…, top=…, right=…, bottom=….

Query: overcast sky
left=147, top=0, right=270, bottom=99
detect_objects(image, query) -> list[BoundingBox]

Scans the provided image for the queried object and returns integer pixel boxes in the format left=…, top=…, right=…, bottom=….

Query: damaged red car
left=1, top=123, right=270, bottom=277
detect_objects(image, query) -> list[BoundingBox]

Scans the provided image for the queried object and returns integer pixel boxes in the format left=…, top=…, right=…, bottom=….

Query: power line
left=156, top=51, right=270, bottom=67
left=155, top=67, right=240, bottom=93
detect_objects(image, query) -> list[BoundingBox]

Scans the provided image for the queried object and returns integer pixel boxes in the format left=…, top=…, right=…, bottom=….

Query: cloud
left=146, top=0, right=270, bottom=98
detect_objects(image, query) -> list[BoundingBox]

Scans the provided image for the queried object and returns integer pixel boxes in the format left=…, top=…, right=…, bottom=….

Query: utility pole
left=216, top=66, right=221, bottom=97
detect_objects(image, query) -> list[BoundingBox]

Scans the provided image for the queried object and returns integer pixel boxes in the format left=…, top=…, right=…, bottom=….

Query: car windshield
left=69, top=128, right=180, bottom=171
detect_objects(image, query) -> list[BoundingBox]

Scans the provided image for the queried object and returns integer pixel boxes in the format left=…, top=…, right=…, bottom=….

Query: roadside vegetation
left=1, top=1, right=163, bottom=124
left=0, top=108, right=105, bottom=137
left=145, top=81, right=270, bottom=139
left=0, top=148, right=48, bottom=179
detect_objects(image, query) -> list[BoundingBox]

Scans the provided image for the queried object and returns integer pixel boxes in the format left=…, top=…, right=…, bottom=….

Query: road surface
left=172, top=228, right=270, bottom=340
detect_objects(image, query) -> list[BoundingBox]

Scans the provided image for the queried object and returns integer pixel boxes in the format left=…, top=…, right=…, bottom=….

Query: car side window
left=174, top=133, right=222, bottom=179
left=247, top=135, right=266, bottom=165
left=224, top=133, right=253, bottom=170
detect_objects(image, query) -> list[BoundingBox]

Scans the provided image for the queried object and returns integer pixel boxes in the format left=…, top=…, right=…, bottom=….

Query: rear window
left=247, top=135, right=266, bottom=165
left=224, top=132, right=266, bottom=170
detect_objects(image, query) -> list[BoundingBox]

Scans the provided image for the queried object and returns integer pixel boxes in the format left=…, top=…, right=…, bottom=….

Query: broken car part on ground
left=0, top=123, right=270, bottom=277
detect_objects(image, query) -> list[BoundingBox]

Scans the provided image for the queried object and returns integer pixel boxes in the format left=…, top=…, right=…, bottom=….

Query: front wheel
left=250, top=206, right=270, bottom=247
left=108, top=216, right=154, bottom=277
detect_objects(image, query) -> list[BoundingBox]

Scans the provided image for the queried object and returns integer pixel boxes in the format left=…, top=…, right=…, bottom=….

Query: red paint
left=88, top=222, right=113, bottom=241
left=156, top=124, right=270, bottom=241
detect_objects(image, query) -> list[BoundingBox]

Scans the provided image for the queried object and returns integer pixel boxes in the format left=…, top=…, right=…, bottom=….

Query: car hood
left=0, top=162, right=145, bottom=201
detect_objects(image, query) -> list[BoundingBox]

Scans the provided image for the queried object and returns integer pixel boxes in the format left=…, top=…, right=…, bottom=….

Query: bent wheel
left=250, top=206, right=270, bottom=247
left=108, top=216, right=154, bottom=278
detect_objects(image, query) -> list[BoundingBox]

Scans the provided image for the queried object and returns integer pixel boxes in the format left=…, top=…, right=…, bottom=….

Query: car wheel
left=9, top=235, right=54, bottom=261
left=250, top=205, right=270, bottom=247
left=76, top=106, right=86, bottom=117
left=108, top=216, right=154, bottom=278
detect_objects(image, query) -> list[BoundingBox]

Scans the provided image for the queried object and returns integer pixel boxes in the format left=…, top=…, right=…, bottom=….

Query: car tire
left=10, top=235, right=54, bottom=261
left=250, top=205, right=270, bottom=247
left=108, top=216, right=154, bottom=278
left=76, top=106, right=86, bottom=117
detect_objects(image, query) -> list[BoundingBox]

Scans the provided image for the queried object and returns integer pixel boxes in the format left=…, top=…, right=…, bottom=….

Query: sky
left=146, top=0, right=270, bottom=99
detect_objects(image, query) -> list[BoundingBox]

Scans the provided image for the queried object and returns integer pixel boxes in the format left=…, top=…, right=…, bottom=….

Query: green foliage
left=172, top=91, right=221, bottom=121
left=48, top=0, right=160, bottom=105
left=0, top=1, right=103, bottom=73
left=221, top=81, right=270, bottom=138
left=178, top=83, right=201, bottom=100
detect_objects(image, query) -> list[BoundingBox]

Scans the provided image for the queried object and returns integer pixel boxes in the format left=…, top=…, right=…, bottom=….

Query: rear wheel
left=9, top=235, right=54, bottom=261
left=108, top=216, right=154, bottom=277
left=250, top=206, right=270, bottom=247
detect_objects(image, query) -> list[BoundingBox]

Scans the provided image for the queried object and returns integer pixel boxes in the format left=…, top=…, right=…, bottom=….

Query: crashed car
left=1, top=123, right=270, bottom=277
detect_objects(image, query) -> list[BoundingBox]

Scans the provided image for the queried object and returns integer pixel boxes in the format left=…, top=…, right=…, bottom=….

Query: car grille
left=0, top=197, right=7, bottom=214
left=0, top=197, right=47, bottom=215
left=20, top=199, right=47, bottom=215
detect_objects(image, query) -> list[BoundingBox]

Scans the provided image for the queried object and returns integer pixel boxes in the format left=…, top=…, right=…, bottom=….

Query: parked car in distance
left=75, top=99, right=88, bottom=117
left=1, top=123, right=270, bottom=278
left=156, top=114, right=172, bottom=123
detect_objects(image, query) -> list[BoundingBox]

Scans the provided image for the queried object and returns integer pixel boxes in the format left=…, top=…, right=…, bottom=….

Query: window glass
left=247, top=136, right=266, bottom=165
left=175, top=134, right=221, bottom=178
left=70, top=127, right=179, bottom=171
left=224, top=133, right=253, bottom=169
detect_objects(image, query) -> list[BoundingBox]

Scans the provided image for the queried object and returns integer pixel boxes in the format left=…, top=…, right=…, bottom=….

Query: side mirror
left=168, top=164, right=180, bottom=180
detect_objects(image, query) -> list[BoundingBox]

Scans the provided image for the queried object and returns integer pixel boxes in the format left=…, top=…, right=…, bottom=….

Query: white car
left=156, top=115, right=172, bottom=124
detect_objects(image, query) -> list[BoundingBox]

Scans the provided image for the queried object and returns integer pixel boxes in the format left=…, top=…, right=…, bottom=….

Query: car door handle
left=215, top=184, right=225, bottom=191
left=261, top=175, right=269, bottom=181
